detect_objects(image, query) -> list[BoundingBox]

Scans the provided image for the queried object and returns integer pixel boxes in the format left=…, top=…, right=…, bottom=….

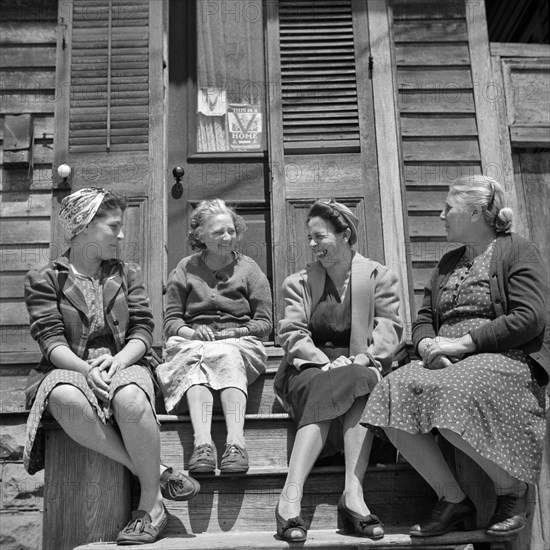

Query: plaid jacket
left=24, top=251, right=154, bottom=405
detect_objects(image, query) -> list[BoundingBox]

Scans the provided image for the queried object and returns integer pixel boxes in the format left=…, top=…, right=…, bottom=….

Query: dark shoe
left=410, top=496, right=476, bottom=537
left=188, top=443, right=216, bottom=473
left=337, top=495, right=384, bottom=539
left=160, top=466, right=200, bottom=501
left=220, top=443, right=249, bottom=473
left=116, top=506, right=168, bottom=545
left=486, top=493, right=527, bottom=536
left=275, top=503, right=307, bottom=542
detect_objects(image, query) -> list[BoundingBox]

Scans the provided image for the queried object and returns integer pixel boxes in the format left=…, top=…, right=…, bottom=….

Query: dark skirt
left=286, top=363, right=379, bottom=430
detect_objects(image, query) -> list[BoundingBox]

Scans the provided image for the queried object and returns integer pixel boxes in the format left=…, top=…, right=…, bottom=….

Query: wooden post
left=43, top=426, right=131, bottom=550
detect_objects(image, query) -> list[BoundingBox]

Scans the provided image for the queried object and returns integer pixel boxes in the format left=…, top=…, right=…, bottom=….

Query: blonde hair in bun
left=451, top=175, right=513, bottom=234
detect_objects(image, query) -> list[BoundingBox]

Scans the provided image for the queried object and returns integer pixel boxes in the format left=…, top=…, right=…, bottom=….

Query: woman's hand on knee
left=85, top=365, right=110, bottom=402
left=88, top=354, right=124, bottom=381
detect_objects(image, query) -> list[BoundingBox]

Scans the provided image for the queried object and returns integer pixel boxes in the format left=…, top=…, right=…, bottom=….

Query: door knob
left=172, top=166, right=184, bottom=199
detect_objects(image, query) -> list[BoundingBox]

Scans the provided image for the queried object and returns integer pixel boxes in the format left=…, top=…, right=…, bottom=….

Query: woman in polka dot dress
left=24, top=188, right=200, bottom=545
left=362, top=176, right=549, bottom=538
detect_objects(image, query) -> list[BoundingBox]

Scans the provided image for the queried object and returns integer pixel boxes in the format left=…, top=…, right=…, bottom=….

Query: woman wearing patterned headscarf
left=273, top=199, right=402, bottom=542
left=23, top=188, right=200, bottom=545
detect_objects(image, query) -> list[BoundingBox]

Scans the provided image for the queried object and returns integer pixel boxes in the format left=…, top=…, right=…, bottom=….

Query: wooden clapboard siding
left=391, top=0, right=482, bottom=314
left=0, top=0, right=57, bottom=403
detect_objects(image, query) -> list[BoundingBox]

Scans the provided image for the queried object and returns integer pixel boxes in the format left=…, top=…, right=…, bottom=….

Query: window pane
left=197, top=0, right=265, bottom=152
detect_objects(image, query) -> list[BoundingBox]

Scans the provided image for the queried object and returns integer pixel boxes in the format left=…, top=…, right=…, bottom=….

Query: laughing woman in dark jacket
left=362, top=176, right=549, bottom=539
left=24, top=188, right=199, bottom=545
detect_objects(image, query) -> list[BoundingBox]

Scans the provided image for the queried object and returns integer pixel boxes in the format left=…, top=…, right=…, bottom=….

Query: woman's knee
left=112, top=384, right=152, bottom=422
left=47, top=384, right=93, bottom=422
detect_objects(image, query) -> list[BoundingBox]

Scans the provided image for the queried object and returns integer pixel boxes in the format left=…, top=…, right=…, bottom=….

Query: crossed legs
left=47, top=383, right=164, bottom=523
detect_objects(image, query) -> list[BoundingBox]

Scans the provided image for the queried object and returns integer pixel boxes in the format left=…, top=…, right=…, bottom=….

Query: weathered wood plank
left=401, top=115, right=477, bottom=137
left=0, top=116, right=54, bottom=141
left=0, top=22, right=57, bottom=44
left=490, top=43, right=550, bottom=58
left=0, top=70, right=55, bottom=90
left=402, top=138, right=480, bottom=162
left=393, top=20, right=467, bottom=42
left=0, top=169, right=53, bottom=191
left=0, top=302, right=29, bottom=325
left=403, top=162, right=481, bottom=185
left=510, top=126, right=550, bottom=147
left=0, top=274, right=26, bottom=299
left=408, top=216, right=447, bottom=238
left=0, top=194, right=52, bottom=217
left=0, top=95, right=55, bottom=115
left=395, top=44, right=470, bottom=66
left=392, top=0, right=465, bottom=20
left=0, top=46, right=55, bottom=68
left=0, top=332, right=40, bottom=356
left=43, top=429, right=131, bottom=550
left=406, top=190, right=447, bottom=212
left=508, top=69, right=550, bottom=127
left=0, top=245, right=50, bottom=272
left=406, top=240, right=461, bottom=262
left=0, top=365, right=32, bottom=414
left=399, top=91, right=475, bottom=113
left=397, top=68, right=473, bottom=90
left=0, top=219, right=51, bottom=245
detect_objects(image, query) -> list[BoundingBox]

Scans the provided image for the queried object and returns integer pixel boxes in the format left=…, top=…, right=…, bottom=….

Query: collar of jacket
left=52, top=250, right=125, bottom=315
left=304, top=251, right=380, bottom=356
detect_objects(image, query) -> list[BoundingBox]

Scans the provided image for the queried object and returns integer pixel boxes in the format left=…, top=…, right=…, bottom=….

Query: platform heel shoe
left=275, top=503, right=307, bottom=542
left=337, top=495, right=384, bottom=540
left=410, top=496, right=477, bottom=537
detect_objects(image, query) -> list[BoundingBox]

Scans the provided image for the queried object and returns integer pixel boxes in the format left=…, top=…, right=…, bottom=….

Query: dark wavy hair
left=306, top=201, right=357, bottom=245
left=94, top=190, right=127, bottom=218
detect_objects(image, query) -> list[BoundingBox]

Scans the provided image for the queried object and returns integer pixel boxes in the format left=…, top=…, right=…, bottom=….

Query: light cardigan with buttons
left=412, top=233, right=550, bottom=385
left=274, top=252, right=403, bottom=408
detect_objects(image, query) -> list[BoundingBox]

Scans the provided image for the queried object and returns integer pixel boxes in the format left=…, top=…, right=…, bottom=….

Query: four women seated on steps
left=23, top=179, right=548, bottom=545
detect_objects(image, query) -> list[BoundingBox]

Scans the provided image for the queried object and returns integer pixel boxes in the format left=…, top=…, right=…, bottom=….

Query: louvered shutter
left=279, top=0, right=360, bottom=150
left=69, top=0, right=149, bottom=153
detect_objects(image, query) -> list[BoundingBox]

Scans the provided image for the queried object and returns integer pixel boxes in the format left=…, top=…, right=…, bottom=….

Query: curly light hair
left=188, top=198, right=247, bottom=250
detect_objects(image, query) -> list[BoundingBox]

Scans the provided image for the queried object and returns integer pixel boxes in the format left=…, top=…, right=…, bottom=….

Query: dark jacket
left=412, top=233, right=550, bottom=385
left=24, top=252, right=154, bottom=406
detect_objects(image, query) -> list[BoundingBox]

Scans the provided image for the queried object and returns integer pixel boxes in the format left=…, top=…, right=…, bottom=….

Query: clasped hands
left=191, top=325, right=249, bottom=341
left=321, top=353, right=370, bottom=371
left=418, top=335, right=475, bottom=369
left=85, top=354, right=124, bottom=402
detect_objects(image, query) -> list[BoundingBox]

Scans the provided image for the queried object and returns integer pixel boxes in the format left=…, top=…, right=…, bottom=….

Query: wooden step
left=133, top=464, right=436, bottom=535
left=159, top=413, right=295, bottom=470
left=73, top=528, right=513, bottom=549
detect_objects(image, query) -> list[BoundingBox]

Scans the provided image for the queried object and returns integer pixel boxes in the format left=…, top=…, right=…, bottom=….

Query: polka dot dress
left=362, top=242, right=546, bottom=484
left=24, top=270, right=157, bottom=475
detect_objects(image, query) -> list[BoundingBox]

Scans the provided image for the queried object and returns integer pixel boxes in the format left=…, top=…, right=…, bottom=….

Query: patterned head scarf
left=317, top=198, right=359, bottom=244
left=59, top=187, right=108, bottom=239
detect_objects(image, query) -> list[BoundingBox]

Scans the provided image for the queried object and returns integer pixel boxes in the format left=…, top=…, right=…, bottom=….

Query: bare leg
left=112, top=384, right=164, bottom=523
left=277, top=421, right=330, bottom=519
left=438, top=428, right=527, bottom=496
left=385, top=427, right=467, bottom=502
left=186, top=385, right=214, bottom=446
left=342, top=396, right=372, bottom=516
left=220, top=387, right=247, bottom=448
left=47, top=385, right=136, bottom=473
